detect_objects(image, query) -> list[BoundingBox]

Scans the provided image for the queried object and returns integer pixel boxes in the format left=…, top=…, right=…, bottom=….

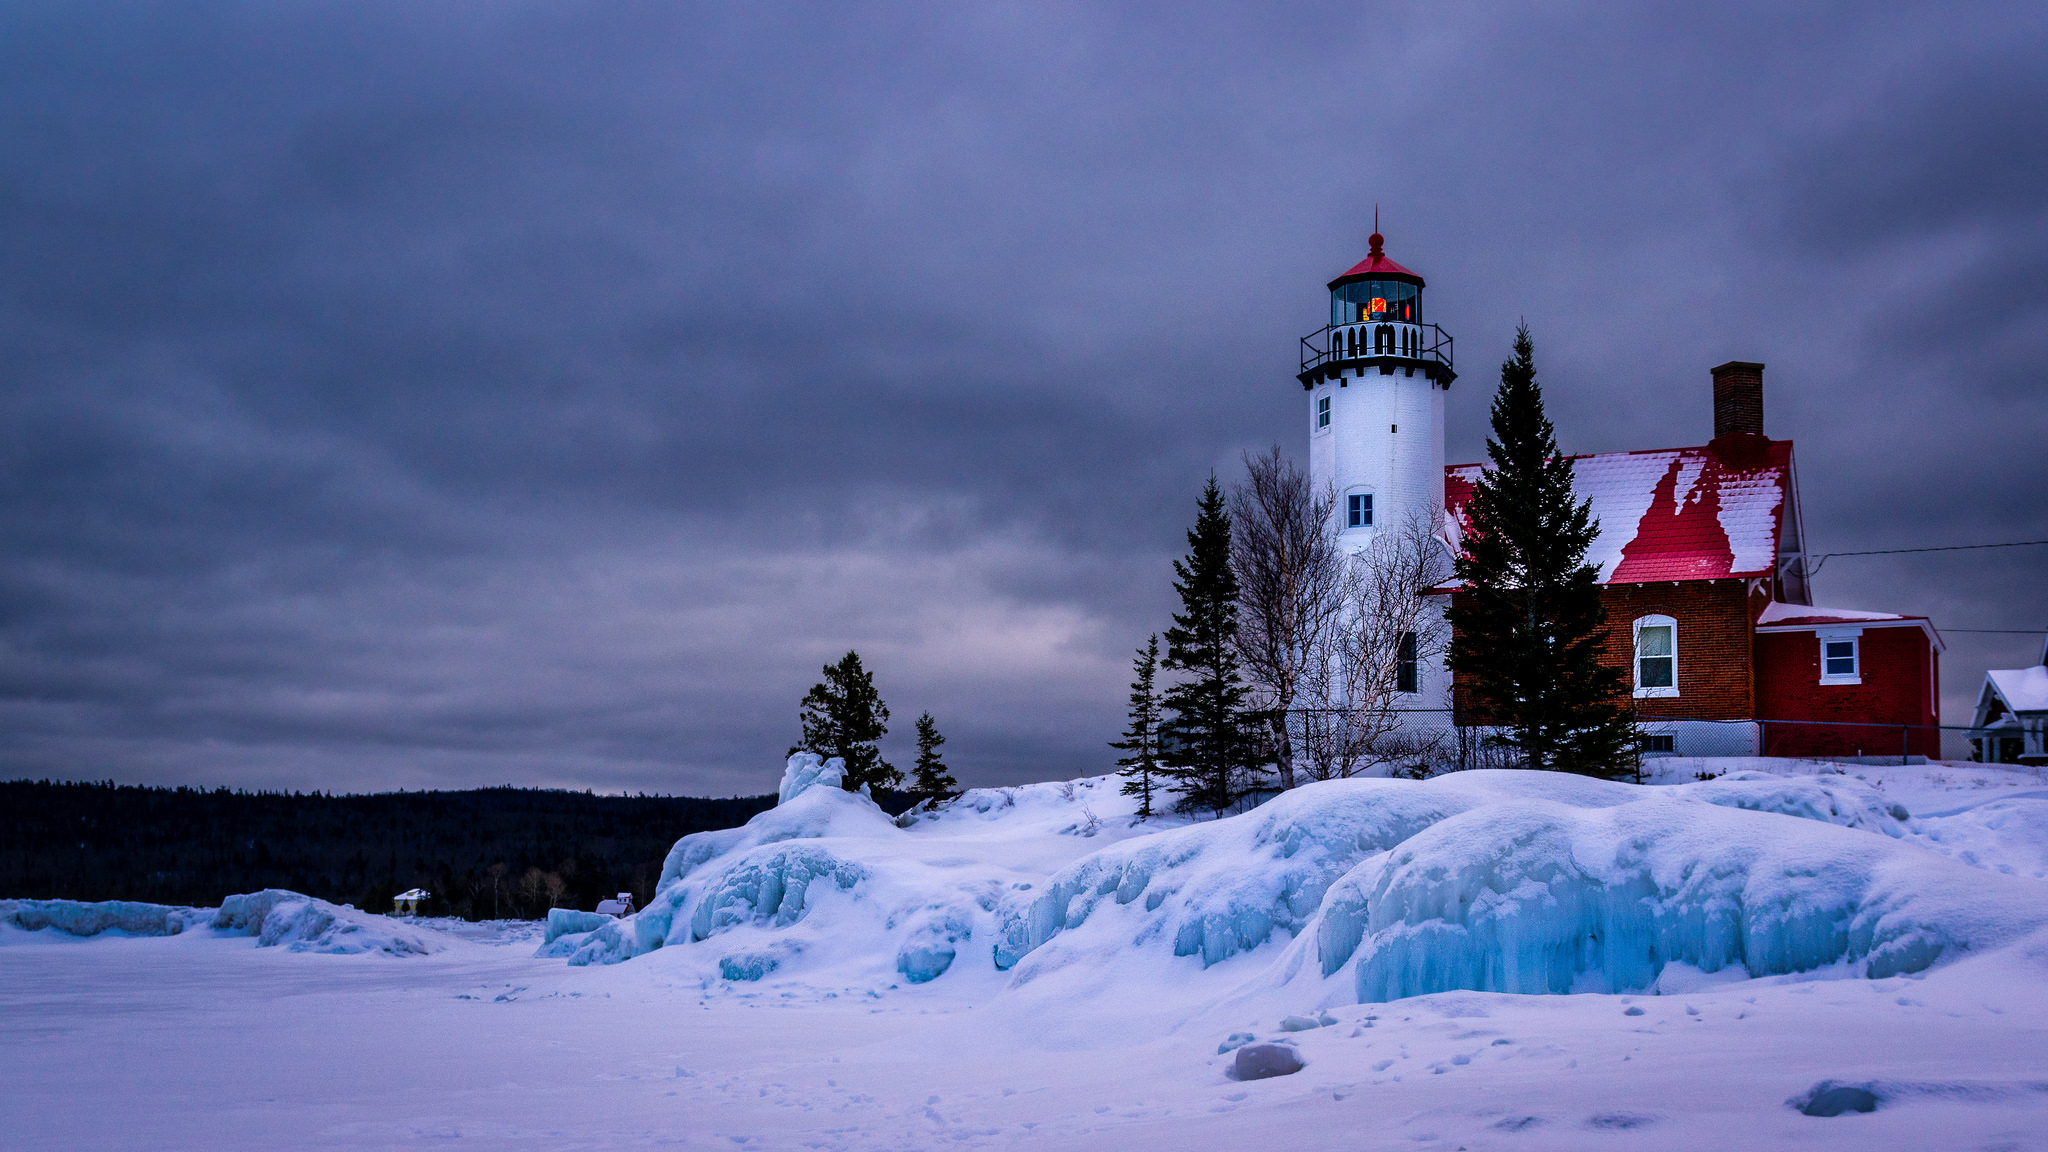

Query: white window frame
left=1632, top=615, right=1679, bottom=698
left=1344, top=490, right=1373, bottom=531
left=1315, top=393, right=1332, bottom=431
left=1818, top=628, right=1862, bottom=685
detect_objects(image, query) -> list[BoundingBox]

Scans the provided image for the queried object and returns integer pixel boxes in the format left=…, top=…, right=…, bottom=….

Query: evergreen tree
left=909, top=712, right=957, bottom=806
left=791, top=651, right=899, bottom=791
left=1159, top=477, right=1266, bottom=816
left=1110, top=634, right=1164, bottom=821
left=1446, top=325, right=1635, bottom=777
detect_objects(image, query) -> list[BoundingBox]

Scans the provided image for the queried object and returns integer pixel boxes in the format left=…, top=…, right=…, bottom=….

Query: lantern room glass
left=1331, top=279, right=1421, bottom=327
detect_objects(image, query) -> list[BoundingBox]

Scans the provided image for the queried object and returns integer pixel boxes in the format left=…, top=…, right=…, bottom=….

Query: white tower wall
left=1307, top=356, right=1447, bottom=553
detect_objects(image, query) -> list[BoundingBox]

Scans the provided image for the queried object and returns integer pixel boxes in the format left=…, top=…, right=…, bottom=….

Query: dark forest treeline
left=0, top=780, right=790, bottom=919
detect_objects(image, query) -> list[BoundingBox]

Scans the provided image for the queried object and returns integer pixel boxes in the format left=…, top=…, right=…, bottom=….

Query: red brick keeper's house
left=1444, top=362, right=1943, bottom=760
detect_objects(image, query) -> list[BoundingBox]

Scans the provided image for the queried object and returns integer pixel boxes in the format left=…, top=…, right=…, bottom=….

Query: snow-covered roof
left=1988, top=666, right=2048, bottom=715
left=1446, top=440, right=1794, bottom=584
left=394, top=888, right=430, bottom=901
left=1756, top=603, right=1921, bottom=626
left=1753, top=602, right=1942, bottom=651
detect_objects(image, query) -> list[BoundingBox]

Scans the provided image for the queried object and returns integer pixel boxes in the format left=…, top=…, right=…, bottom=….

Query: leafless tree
left=1230, top=447, right=1344, bottom=790
left=1297, top=510, right=1454, bottom=780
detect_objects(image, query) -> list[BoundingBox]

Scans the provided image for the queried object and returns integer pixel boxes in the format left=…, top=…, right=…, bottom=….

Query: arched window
left=1633, top=615, right=1679, bottom=698
left=1347, top=328, right=1357, bottom=357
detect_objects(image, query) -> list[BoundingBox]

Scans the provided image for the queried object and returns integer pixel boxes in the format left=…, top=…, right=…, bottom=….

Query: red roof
left=1445, top=440, right=1795, bottom=584
left=1331, top=233, right=1419, bottom=283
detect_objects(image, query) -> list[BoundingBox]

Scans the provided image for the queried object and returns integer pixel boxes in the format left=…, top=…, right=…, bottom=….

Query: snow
left=1988, top=664, right=2048, bottom=713
left=3, top=889, right=444, bottom=955
left=9, top=755, right=2048, bottom=1150
left=1756, top=601, right=1919, bottom=625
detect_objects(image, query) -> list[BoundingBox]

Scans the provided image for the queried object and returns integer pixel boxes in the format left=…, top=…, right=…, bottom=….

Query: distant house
left=1969, top=634, right=2048, bottom=765
left=392, top=888, right=430, bottom=916
left=594, top=892, right=635, bottom=917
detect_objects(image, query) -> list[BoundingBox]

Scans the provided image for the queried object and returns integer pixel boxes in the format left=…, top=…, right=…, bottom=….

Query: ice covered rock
left=993, top=773, right=1625, bottom=973
left=1277, top=1014, right=1323, bottom=1031
left=779, top=752, right=850, bottom=805
left=895, top=907, right=973, bottom=983
left=1233, top=1043, right=1304, bottom=1080
left=688, top=843, right=865, bottom=939
left=1, top=898, right=209, bottom=938
left=1795, top=1082, right=1880, bottom=1116
left=543, top=907, right=613, bottom=944
left=214, top=890, right=442, bottom=956
left=1318, top=797, right=2048, bottom=1002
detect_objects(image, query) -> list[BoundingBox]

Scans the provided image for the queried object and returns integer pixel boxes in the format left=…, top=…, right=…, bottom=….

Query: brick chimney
left=1711, top=361, right=1765, bottom=438
left=1708, top=360, right=1769, bottom=468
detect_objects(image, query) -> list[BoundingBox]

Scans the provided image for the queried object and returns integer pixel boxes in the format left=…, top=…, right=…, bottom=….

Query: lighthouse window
left=1316, top=396, right=1331, bottom=429
left=1633, top=615, right=1678, bottom=698
left=1347, top=493, right=1372, bottom=528
left=1396, top=631, right=1418, bottom=693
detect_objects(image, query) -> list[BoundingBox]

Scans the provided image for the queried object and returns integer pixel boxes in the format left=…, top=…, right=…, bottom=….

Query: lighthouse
left=1296, top=230, right=1455, bottom=552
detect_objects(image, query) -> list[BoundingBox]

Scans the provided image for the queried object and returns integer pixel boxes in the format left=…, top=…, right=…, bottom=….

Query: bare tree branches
left=1229, top=448, right=1343, bottom=790
left=1297, top=510, right=1453, bottom=780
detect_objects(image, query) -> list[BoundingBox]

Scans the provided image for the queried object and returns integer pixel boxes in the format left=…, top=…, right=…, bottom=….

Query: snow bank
left=212, top=890, right=444, bottom=956
left=991, top=769, right=1918, bottom=979
left=1916, top=799, right=2048, bottom=879
left=3, top=891, right=444, bottom=956
left=560, top=758, right=1143, bottom=978
left=1323, top=796, right=2048, bottom=1002
left=1, top=898, right=210, bottom=938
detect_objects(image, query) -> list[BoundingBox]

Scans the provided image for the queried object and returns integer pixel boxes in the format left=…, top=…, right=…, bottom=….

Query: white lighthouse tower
left=1297, top=229, right=1455, bottom=552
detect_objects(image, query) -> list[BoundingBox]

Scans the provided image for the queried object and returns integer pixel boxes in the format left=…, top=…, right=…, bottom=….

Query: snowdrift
left=2, top=890, right=444, bottom=956
left=572, top=757, right=2048, bottom=1008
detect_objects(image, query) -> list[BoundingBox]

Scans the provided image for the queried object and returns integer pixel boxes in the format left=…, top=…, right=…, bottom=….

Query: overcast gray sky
left=3, top=2, right=2043, bottom=796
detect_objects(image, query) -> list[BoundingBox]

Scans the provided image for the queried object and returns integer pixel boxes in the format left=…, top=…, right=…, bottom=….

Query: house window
left=1633, top=615, right=1678, bottom=698
left=1347, top=493, right=1372, bottom=528
left=1317, top=395, right=1331, bottom=429
left=1396, top=631, right=1418, bottom=694
left=1639, top=734, right=1675, bottom=754
left=1819, top=631, right=1862, bottom=685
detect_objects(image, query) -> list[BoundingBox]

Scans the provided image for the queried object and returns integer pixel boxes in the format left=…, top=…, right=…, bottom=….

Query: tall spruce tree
left=791, top=651, right=900, bottom=791
left=1160, top=477, right=1265, bottom=816
left=1446, top=325, right=1635, bottom=777
left=909, top=712, right=957, bottom=806
left=1110, top=634, right=1164, bottom=821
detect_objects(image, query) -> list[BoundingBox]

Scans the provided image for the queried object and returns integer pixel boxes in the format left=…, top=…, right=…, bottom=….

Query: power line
left=1943, top=629, right=2045, bottom=635
left=1797, top=538, right=2048, bottom=575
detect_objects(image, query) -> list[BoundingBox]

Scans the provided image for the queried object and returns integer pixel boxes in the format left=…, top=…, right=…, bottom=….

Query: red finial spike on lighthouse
left=1369, top=205, right=1383, bottom=257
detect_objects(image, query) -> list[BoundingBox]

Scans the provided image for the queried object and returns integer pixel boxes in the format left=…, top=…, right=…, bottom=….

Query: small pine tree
left=910, top=712, right=957, bottom=805
left=1446, top=325, right=1635, bottom=777
left=791, top=651, right=900, bottom=792
left=1110, top=634, right=1164, bottom=821
left=1160, top=477, right=1266, bottom=816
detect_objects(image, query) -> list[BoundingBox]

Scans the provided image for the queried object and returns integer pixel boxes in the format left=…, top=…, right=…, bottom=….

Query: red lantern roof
left=1330, top=232, right=1421, bottom=286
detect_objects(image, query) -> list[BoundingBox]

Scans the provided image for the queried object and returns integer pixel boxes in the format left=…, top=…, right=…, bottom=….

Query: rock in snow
left=1233, top=1043, right=1305, bottom=1080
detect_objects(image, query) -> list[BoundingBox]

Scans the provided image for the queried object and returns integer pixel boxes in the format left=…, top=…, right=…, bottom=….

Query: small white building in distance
left=595, top=892, right=635, bottom=917
left=1970, top=633, right=2048, bottom=765
left=392, top=889, right=430, bottom=917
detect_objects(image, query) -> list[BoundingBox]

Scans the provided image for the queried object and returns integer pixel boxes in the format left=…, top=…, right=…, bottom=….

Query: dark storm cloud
left=3, top=2, right=2043, bottom=794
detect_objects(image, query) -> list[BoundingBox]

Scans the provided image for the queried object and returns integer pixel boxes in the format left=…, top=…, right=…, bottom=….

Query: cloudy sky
left=3, top=2, right=2043, bottom=797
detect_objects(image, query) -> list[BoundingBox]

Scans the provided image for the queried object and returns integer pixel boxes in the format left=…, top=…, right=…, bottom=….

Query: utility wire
left=1797, top=538, right=2048, bottom=575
